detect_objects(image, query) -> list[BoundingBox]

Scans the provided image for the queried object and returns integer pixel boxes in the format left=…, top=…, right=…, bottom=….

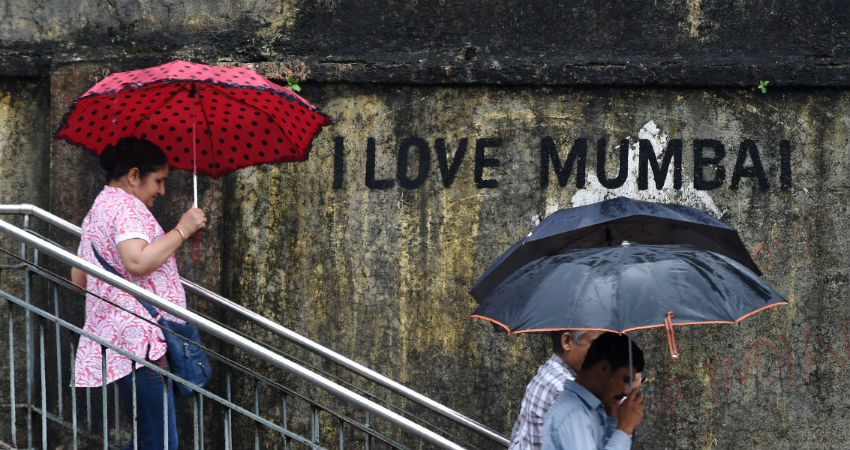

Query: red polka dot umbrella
left=54, top=59, right=333, bottom=197
left=54, top=60, right=332, bottom=259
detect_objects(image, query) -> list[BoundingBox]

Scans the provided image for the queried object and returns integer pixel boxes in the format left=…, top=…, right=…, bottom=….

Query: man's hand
left=614, top=388, right=644, bottom=435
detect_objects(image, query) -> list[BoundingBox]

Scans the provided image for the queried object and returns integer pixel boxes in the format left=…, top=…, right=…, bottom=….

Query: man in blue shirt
left=542, top=332, right=645, bottom=450
left=509, top=330, right=602, bottom=449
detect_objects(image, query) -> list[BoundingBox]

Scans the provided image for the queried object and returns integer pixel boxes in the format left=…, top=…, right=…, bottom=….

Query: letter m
left=540, top=137, right=587, bottom=188
left=638, top=139, right=682, bottom=190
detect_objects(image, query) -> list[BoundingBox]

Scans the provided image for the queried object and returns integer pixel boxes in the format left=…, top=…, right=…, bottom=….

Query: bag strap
left=90, top=244, right=160, bottom=320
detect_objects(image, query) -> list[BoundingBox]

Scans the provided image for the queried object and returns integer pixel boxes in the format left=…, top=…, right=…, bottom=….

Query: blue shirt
left=541, top=380, right=632, bottom=450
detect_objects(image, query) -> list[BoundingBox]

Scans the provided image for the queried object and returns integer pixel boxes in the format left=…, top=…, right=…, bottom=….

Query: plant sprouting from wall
left=286, top=76, right=302, bottom=93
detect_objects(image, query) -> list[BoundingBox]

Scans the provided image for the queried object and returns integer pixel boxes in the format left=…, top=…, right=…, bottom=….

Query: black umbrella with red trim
left=469, top=197, right=762, bottom=302
left=471, top=242, right=788, bottom=359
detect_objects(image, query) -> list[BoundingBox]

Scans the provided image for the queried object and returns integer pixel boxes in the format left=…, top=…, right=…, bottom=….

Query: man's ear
left=598, top=360, right=613, bottom=376
left=560, top=332, right=572, bottom=352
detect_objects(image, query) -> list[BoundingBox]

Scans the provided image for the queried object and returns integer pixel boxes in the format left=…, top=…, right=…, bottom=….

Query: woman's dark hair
left=99, top=138, right=167, bottom=183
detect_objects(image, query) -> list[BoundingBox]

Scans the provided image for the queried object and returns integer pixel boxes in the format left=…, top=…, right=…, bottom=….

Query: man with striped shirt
left=508, top=330, right=602, bottom=449
left=542, top=332, right=646, bottom=450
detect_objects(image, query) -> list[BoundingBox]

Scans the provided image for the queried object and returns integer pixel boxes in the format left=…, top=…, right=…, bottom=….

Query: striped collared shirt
left=509, top=354, right=576, bottom=449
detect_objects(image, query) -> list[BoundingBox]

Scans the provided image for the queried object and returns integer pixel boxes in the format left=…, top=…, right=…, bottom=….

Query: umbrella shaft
left=626, top=334, right=635, bottom=392
left=192, top=95, right=198, bottom=207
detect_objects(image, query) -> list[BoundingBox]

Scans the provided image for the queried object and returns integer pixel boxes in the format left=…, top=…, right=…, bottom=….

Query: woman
left=71, top=137, right=205, bottom=450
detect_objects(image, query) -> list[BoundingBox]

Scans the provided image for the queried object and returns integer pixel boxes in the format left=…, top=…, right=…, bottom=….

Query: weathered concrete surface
left=0, top=77, right=49, bottom=280
left=0, top=79, right=49, bottom=206
left=2, top=1, right=849, bottom=86
left=0, top=78, right=49, bottom=444
left=2, top=0, right=850, bottom=448
left=8, top=65, right=850, bottom=448
left=221, top=84, right=850, bottom=448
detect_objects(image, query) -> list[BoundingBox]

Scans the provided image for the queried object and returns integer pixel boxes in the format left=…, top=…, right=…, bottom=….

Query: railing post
left=101, top=347, right=108, bottom=450
left=23, top=214, right=34, bottom=450
left=223, top=414, right=231, bottom=450
left=131, top=366, right=138, bottom=450
left=114, top=383, right=120, bottom=447
left=253, top=380, right=260, bottom=450
left=40, top=321, right=47, bottom=450
left=225, top=370, right=232, bottom=450
left=163, top=376, right=168, bottom=449
left=364, top=411, right=371, bottom=450
left=7, top=301, right=17, bottom=447
left=193, top=392, right=200, bottom=450
left=199, top=392, right=205, bottom=450
left=310, top=405, right=320, bottom=446
left=53, top=287, right=64, bottom=418
left=281, top=393, right=290, bottom=450
left=86, top=387, right=92, bottom=433
left=70, top=342, right=78, bottom=450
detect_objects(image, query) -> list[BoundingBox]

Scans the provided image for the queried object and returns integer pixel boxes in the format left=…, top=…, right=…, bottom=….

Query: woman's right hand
left=177, top=207, right=206, bottom=236
left=118, top=207, right=207, bottom=276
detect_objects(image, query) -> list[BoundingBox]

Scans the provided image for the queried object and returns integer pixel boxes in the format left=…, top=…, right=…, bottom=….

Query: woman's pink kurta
left=74, top=186, right=187, bottom=387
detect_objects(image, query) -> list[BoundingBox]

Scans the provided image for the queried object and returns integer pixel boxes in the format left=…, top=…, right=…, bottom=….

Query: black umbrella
left=471, top=243, right=788, bottom=358
left=469, top=197, right=761, bottom=302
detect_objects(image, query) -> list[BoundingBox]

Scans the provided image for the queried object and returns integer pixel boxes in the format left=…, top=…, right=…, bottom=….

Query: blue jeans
left=116, top=358, right=178, bottom=450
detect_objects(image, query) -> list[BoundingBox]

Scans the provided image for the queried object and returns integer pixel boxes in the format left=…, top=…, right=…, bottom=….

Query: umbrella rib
left=122, top=82, right=188, bottom=140
left=127, top=81, right=217, bottom=176
left=203, top=84, right=300, bottom=154
left=194, top=85, right=220, bottom=175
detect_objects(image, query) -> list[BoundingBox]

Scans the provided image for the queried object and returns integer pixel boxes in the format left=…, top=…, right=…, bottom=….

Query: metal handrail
left=2, top=243, right=416, bottom=449
left=0, top=203, right=509, bottom=447
left=0, top=217, right=467, bottom=450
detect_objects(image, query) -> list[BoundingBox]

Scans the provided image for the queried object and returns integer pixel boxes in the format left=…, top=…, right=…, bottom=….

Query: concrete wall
left=0, top=79, right=49, bottom=207
left=222, top=84, right=850, bottom=449
left=3, top=1, right=850, bottom=449
left=3, top=1, right=849, bottom=86
left=0, top=78, right=49, bottom=444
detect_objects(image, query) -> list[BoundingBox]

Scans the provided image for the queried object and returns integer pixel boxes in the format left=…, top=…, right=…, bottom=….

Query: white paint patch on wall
left=566, top=120, right=722, bottom=215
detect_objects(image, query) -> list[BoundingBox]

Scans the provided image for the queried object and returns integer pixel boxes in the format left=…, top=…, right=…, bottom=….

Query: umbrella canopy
left=54, top=60, right=333, bottom=178
left=471, top=243, right=788, bottom=356
left=470, top=197, right=761, bottom=301
left=54, top=60, right=332, bottom=261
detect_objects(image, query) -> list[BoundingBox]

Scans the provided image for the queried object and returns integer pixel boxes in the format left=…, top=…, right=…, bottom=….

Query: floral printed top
left=74, top=186, right=186, bottom=387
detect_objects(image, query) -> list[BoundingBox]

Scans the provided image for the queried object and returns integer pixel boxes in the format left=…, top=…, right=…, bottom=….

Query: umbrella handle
left=665, top=311, right=679, bottom=359
left=191, top=230, right=202, bottom=262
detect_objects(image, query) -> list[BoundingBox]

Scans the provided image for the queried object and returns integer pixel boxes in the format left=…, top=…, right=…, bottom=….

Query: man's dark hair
left=580, top=332, right=645, bottom=373
left=99, top=137, right=167, bottom=183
